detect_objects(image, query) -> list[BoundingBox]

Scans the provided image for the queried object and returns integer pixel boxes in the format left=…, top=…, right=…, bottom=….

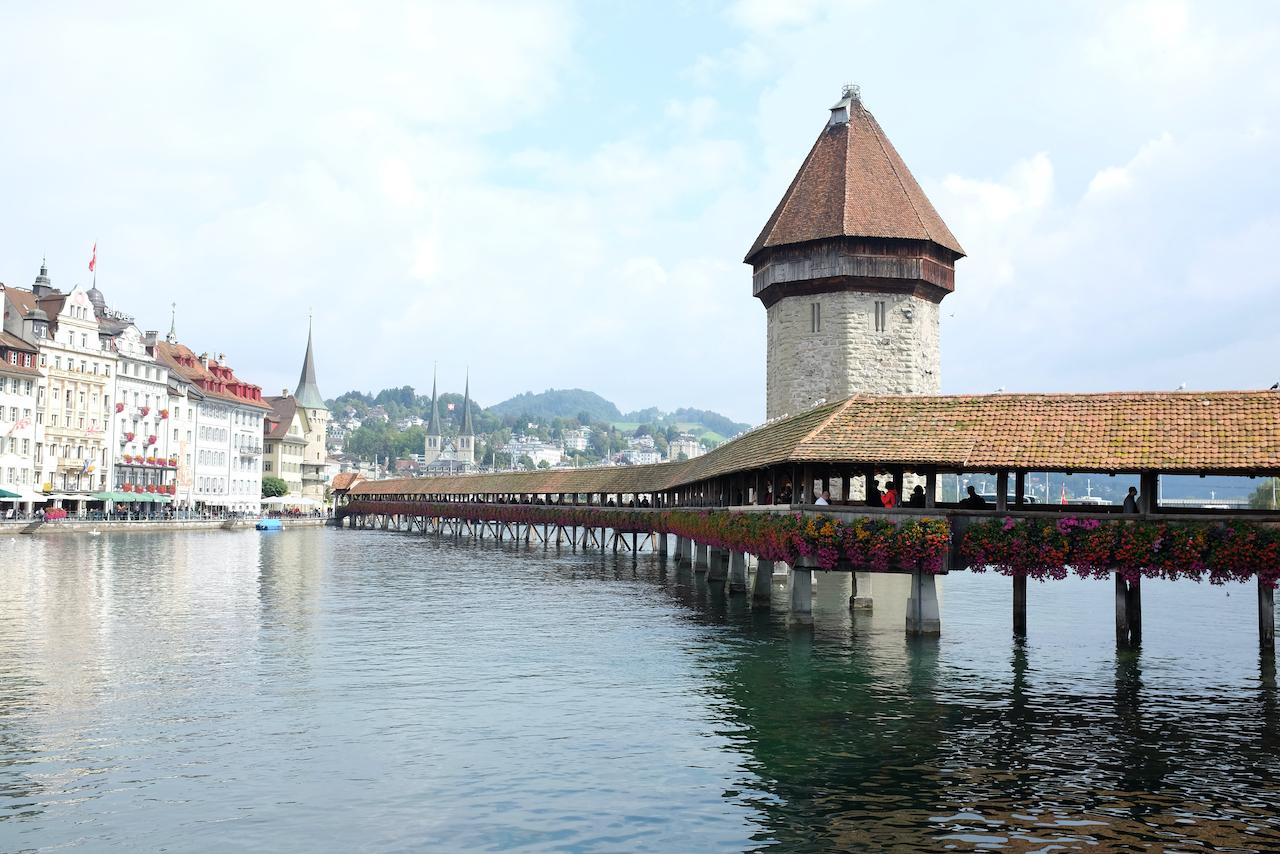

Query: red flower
left=115, top=402, right=124, bottom=413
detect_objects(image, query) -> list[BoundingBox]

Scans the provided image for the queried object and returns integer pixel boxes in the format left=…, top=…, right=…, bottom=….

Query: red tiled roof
left=349, top=390, right=1280, bottom=498
left=746, top=99, right=964, bottom=262
left=2, top=285, right=38, bottom=319
left=154, top=341, right=270, bottom=410
left=331, top=472, right=362, bottom=491
left=264, top=395, right=300, bottom=440
left=0, top=330, right=39, bottom=376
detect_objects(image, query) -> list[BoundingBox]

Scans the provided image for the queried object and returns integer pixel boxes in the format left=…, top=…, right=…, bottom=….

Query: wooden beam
left=1262, top=577, right=1276, bottom=655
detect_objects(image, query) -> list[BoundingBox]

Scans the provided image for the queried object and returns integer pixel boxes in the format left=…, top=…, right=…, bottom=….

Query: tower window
left=874, top=301, right=887, bottom=332
left=810, top=302, right=821, bottom=333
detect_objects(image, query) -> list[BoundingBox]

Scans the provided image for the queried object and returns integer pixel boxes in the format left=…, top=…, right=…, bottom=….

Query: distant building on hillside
left=561, top=427, right=589, bottom=453
left=669, top=435, right=706, bottom=461
left=504, top=435, right=563, bottom=468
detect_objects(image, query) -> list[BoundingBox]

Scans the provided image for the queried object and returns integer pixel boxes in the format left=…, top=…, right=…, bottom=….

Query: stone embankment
left=2, top=518, right=331, bottom=535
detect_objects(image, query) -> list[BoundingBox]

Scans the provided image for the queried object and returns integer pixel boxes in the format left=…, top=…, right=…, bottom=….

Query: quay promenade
left=3, top=515, right=329, bottom=535
left=340, top=390, right=1280, bottom=655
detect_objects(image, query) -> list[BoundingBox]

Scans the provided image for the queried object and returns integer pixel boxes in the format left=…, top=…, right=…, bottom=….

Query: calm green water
left=0, top=528, right=1277, bottom=852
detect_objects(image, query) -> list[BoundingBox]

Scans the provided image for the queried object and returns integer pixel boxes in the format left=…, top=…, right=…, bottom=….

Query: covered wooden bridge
left=340, top=390, right=1280, bottom=652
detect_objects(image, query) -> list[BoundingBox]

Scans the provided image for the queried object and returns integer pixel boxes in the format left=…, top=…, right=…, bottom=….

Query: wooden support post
left=1015, top=471, right=1026, bottom=507
left=996, top=471, right=1009, bottom=512
left=1260, top=577, right=1275, bottom=654
left=925, top=469, right=937, bottom=508
left=1116, top=572, right=1142, bottom=646
left=1013, top=575, right=1027, bottom=637
left=1140, top=471, right=1159, bottom=513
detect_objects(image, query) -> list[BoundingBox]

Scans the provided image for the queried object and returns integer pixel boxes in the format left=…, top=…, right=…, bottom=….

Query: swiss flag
left=88, top=242, right=96, bottom=272
left=1060, top=485, right=1068, bottom=505
left=446, top=402, right=456, bottom=411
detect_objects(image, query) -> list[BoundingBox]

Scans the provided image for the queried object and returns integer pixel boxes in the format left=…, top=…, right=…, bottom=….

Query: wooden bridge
left=339, top=390, right=1280, bottom=655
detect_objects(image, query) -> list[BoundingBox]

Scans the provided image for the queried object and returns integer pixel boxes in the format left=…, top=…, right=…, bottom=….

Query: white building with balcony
left=99, top=310, right=177, bottom=500
left=155, top=328, right=268, bottom=513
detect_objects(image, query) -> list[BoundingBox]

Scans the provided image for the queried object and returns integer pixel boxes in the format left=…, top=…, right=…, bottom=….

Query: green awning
left=0, top=488, right=21, bottom=499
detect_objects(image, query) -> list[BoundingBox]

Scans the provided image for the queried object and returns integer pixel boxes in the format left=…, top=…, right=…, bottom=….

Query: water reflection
left=0, top=529, right=1277, bottom=852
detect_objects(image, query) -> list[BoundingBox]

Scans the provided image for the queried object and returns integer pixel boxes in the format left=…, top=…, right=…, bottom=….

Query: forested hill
left=327, top=386, right=752, bottom=443
left=487, top=389, right=620, bottom=423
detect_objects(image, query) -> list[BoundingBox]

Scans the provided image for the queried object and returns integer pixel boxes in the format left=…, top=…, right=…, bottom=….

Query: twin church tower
left=751, top=86, right=963, bottom=419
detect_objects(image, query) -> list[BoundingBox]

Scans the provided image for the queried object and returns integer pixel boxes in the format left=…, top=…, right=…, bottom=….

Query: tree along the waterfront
left=261, top=476, right=289, bottom=498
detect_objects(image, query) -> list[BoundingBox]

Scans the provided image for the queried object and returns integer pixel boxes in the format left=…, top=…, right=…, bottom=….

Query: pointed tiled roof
left=461, top=371, right=474, bottom=435
left=426, top=369, right=442, bottom=437
left=746, top=90, right=964, bottom=263
left=294, top=321, right=326, bottom=410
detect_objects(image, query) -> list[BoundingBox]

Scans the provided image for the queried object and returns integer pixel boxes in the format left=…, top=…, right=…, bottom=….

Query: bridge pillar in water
left=675, top=536, right=691, bottom=567
left=657, top=533, right=669, bottom=559
left=1259, top=577, right=1274, bottom=655
left=728, top=551, right=747, bottom=593
left=1013, top=575, right=1027, bottom=637
left=694, top=542, right=709, bottom=572
left=753, top=559, right=774, bottom=607
left=789, top=558, right=814, bottom=624
left=906, top=571, right=941, bottom=635
left=851, top=572, right=873, bottom=610
left=708, top=548, right=728, bottom=582
left=1115, top=572, right=1141, bottom=647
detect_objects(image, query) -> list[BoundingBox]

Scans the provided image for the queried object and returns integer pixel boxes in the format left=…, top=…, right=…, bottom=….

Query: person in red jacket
left=881, top=480, right=899, bottom=509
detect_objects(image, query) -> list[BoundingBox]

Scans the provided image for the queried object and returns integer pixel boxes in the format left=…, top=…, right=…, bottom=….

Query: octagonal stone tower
left=748, top=86, right=964, bottom=419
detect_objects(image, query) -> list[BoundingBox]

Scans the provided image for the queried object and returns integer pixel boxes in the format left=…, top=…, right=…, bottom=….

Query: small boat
left=255, top=518, right=283, bottom=531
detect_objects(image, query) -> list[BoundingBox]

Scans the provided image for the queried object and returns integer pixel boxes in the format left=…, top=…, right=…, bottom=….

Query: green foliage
left=1250, top=478, right=1279, bottom=510
left=261, top=476, right=289, bottom=498
left=488, top=388, right=621, bottom=422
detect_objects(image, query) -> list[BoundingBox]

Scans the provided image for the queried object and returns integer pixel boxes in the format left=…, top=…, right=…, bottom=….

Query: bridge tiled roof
left=348, top=390, right=1280, bottom=498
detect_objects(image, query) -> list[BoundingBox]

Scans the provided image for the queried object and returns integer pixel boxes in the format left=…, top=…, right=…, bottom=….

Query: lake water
left=1, top=528, right=1277, bottom=852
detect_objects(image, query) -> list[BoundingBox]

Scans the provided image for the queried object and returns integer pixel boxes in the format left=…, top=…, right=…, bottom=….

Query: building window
left=810, top=302, right=821, bottom=333
left=874, top=300, right=887, bottom=332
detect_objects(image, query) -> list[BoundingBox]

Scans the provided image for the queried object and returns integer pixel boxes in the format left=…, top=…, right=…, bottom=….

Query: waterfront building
left=0, top=330, right=40, bottom=513
left=262, top=395, right=306, bottom=497
left=154, top=333, right=268, bottom=513
left=3, top=264, right=117, bottom=507
left=96, top=292, right=176, bottom=498
left=747, top=86, right=964, bottom=419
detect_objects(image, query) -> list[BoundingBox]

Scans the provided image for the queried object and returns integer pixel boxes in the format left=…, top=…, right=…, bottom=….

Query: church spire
left=426, top=365, right=442, bottom=437
left=166, top=302, right=178, bottom=344
left=293, top=314, right=326, bottom=409
left=461, top=368, right=474, bottom=435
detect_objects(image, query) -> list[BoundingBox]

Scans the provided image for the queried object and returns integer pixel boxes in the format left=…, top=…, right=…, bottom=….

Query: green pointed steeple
left=294, top=317, right=326, bottom=410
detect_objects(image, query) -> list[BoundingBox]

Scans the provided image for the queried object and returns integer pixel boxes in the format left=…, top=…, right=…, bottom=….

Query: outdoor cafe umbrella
left=0, top=488, right=21, bottom=499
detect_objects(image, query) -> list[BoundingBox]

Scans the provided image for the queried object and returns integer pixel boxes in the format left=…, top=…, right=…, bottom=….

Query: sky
left=1, top=0, right=1278, bottom=425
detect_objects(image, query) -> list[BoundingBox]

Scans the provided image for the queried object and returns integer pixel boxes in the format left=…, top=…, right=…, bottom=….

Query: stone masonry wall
left=766, top=291, right=940, bottom=419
